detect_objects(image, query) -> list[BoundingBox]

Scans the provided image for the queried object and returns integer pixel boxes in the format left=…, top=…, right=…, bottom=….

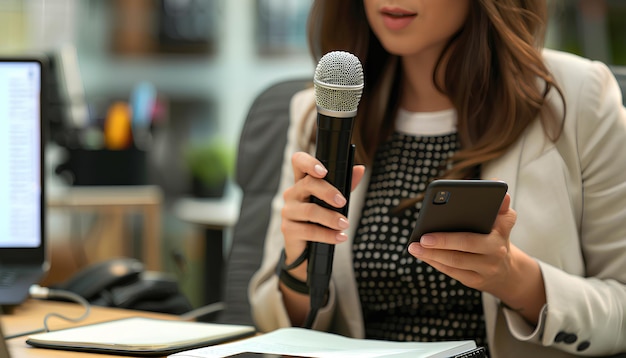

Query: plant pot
left=191, top=177, right=226, bottom=198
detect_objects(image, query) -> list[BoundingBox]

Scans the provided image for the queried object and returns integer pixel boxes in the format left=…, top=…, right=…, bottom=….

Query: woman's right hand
left=281, top=151, right=365, bottom=281
left=279, top=151, right=365, bottom=325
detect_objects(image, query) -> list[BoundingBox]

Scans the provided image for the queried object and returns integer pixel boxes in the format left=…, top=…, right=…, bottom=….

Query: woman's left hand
left=408, top=193, right=546, bottom=324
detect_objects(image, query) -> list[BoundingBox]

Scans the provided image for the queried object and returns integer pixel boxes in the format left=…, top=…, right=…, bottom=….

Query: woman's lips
left=380, top=7, right=417, bottom=31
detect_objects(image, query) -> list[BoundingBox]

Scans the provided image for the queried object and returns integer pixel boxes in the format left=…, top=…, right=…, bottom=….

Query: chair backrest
left=611, top=66, right=626, bottom=105
left=217, top=78, right=311, bottom=325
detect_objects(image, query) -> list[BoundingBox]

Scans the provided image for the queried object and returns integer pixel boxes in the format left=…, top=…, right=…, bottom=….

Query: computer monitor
left=0, top=56, right=48, bottom=307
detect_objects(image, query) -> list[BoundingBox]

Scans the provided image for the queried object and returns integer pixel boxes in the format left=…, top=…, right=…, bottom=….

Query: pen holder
left=56, top=147, right=148, bottom=186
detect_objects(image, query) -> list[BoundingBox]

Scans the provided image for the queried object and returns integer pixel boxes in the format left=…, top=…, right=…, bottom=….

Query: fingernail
left=334, top=194, right=347, bottom=206
left=336, top=232, right=348, bottom=242
left=338, top=218, right=349, bottom=229
left=421, top=235, right=436, bottom=246
left=314, top=164, right=327, bottom=176
left=408, top=243, right=423, bottom=256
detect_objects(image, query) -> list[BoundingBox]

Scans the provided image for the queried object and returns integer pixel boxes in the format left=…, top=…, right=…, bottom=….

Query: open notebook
left=168, top=327, right=485, bottom=358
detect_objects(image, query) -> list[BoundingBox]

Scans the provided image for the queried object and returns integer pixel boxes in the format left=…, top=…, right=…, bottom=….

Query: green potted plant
left=184, top=138, right=235, bottom=198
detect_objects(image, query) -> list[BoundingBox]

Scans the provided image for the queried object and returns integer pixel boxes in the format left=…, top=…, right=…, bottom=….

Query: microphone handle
left=314, top=114, right=355, bottom=196
left=308, top=113, right=355, bottom=301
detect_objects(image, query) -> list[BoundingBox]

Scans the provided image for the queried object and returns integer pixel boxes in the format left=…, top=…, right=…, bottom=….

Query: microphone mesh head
left=314, top=51, right=364, bottom=113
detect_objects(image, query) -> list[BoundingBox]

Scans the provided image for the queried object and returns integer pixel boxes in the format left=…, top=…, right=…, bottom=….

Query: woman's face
left=363, top=0, right=470, bottom=59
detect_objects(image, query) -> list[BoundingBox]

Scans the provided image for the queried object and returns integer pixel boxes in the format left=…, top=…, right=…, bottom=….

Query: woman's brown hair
left=305, top=0, right=564, bottom=182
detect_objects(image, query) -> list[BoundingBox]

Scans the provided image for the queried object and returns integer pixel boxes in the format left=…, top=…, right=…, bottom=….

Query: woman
left=249, top=0, right=626, bottom=356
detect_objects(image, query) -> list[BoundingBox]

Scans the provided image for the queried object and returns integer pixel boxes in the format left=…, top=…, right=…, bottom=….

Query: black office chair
left=216, top=78, right=311, bottom=326
left=611, top=66, right=626, bottom=105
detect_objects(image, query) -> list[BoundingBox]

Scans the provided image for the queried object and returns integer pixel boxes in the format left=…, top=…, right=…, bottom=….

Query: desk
left=2, top=299, right=178, bottom=358
left=48, top=185, right=163, bottom=272
left=173, top=182, right=241, bottom=306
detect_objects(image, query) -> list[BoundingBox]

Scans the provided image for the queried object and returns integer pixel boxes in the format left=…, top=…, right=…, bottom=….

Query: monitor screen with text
left=0, top=60, right=42, bottom=249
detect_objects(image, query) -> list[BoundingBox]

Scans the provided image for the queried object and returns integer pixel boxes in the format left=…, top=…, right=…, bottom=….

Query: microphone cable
left=302, top=239, right=332, bottom=329
left=4, top=285, right=91, bottom=339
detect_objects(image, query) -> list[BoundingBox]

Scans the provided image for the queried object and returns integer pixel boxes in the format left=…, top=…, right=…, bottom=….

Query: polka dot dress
left=352, top=129, right=488, bottom=349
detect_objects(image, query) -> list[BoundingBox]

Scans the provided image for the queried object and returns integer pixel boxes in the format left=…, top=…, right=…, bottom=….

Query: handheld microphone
left=305, top=51, right=364, bottom=328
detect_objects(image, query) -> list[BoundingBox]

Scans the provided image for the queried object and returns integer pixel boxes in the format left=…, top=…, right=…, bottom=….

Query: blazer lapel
left=482, top=135, right=524, bottom=209
left=482, top=120, right=551, bottom=210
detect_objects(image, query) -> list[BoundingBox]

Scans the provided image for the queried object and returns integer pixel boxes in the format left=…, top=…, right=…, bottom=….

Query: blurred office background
left=0, top=0, right=624, bottom=308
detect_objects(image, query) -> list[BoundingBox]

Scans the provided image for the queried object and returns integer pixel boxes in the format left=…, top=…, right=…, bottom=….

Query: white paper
left=169, top=327, right=476, bottom=358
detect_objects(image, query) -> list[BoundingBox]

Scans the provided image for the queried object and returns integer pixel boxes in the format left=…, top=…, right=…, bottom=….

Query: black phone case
left=408, top=180, right=508, bottom=244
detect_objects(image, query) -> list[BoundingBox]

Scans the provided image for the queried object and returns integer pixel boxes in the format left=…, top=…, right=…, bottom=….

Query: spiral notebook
left=452, top=347, right=487, bottom=358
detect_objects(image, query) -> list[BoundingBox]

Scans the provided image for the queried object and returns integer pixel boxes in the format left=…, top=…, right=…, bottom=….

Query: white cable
left=4, top=285, right=91, bottom=340
left=178, top=302, right=226, bottom=321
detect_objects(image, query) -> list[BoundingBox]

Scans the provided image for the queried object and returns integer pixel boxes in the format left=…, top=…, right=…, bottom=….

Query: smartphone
left=408, top=179, right=508, bottom=244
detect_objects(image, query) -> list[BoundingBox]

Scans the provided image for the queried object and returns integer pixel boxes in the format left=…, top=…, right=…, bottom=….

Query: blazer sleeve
left=506, top=59, right=626, bottom=355
left=248, top=88, right=340, bottom=333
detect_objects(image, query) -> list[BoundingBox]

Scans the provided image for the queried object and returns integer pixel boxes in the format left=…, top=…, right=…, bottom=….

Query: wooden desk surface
left=2, top=299, right=178, bottom=358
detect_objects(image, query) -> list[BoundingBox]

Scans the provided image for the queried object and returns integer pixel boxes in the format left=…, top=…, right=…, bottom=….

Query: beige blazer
left=249, top=49, right=626, bottom=357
